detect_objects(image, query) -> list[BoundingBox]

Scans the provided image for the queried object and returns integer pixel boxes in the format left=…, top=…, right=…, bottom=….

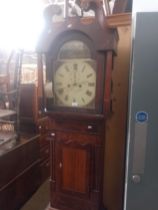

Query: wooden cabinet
left=20, top=83, right=38, bottom=133
left=0, top=135, right=40, bottom=210
left=20, top=83, right=51, bottom=184
left=48, top=117, right=105, bottom=210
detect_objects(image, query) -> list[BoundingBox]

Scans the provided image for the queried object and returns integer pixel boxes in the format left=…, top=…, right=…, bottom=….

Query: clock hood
left=36, top=17, right=118, bottom=55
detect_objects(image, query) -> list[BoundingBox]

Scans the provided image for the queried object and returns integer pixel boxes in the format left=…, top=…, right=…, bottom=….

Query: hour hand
left=73, top=70, right=77, bottom=84
left=79, top=81, right=88, bottom=85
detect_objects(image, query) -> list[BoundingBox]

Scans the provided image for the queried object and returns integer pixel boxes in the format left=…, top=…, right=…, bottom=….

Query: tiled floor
left=20, top=180, right=49, bottom=210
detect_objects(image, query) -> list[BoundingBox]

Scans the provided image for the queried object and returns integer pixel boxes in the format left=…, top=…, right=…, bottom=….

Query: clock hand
left=56, top=83, right=73, bottom=92
left=79, top=81, right=88, bottom=85
left=73, top=70, right=77, bottom=86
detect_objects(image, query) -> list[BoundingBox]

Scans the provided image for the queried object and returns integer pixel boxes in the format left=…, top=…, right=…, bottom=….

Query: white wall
left=132, top=1, right=158, bottom=37
left=133, top=0, right=158, bottom=13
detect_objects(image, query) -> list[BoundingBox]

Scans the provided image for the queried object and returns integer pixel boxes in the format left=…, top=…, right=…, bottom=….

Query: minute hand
left=74, top=70, right=77, bottom=83
left=79, top=81, right=88, bottom=85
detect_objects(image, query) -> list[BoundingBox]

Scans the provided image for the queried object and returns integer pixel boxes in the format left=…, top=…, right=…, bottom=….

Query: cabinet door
left=56, top=137, right=91, bottom=198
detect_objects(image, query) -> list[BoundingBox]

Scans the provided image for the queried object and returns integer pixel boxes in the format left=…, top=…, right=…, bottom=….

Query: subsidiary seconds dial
left=54, top=60, right=96, bottom=108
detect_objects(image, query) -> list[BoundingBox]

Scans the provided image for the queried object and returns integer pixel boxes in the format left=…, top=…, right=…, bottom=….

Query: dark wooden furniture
left=20, top=83, right=50, bottom=184
left=37, top=1, right=118, bottom=210
left=0, top=52, right=49, bottom=210
left=0, top=134, right=40, bottom=210
left=20, top=84, right=37, bottom=121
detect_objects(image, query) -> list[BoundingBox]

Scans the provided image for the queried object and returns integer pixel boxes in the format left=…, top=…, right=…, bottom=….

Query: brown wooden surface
left=0, top=135, right=40, bottom=210
left=62, top=146, right=88, bottom=193
left=20, top=84, right=50, bottom=185
left=20, top=83, right=38, bottom=124
left=103, top=26, right=131, bottom=210
left=0, top=135, right=39, bottom=189
left=37, top=13, right=118, bottom=54
left=107, top=13, right=132, bottom=28
left=104, top=51, right=113, bottom=115
left=0, top=161, right=40, bottom=210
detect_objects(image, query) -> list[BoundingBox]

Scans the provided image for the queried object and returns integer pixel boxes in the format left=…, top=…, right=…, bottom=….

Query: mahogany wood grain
left=62, top=147, right=88, bottom=193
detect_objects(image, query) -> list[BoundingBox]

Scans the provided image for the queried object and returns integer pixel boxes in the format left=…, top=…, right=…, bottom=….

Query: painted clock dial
left=54, top=59, right=96, bottom=108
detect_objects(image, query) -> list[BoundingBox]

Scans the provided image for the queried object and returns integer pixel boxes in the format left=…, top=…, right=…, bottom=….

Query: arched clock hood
left=36, top=3, right=118, bottom=54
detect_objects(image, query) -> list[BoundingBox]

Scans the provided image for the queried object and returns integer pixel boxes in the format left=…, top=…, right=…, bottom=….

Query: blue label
left=136, top=111, right=148, bottom=123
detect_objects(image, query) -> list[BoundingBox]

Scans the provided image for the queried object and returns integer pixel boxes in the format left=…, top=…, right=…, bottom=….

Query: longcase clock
left=37, top=1, right=118, bottom=210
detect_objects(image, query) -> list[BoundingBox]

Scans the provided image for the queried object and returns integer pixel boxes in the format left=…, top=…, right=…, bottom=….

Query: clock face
left=54, top=59, right=96, bottom=108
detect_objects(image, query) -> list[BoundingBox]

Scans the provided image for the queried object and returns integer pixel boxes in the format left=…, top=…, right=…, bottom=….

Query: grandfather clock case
left=37, top=2, right=118, bottom=210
